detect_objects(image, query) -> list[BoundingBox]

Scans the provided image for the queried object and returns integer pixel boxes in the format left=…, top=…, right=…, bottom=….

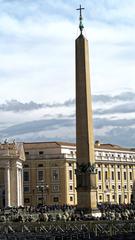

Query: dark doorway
left=119, top=195, right=122, bottom=204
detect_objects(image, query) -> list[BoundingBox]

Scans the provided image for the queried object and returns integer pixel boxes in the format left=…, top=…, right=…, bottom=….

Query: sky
left=0, top=0, right=135, bottom=147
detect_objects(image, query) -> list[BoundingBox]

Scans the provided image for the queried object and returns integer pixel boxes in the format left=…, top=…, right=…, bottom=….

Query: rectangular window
left=130, top=172, right=132, bottom=180
left=23, top=171, right=29, bottom=182
left=118, top=172, right=120, bottom=180
left=38, top=170, right=44, bottom=181
left=52, top=169, right=59, bottom=181
left=98, top=171, right=101, bottom=180
left=39, top=151, right=44, bottom=155
left=112, top=195, right=115, bottom=200
left=69, top=185, right=73, bottom=190
left=38, top=164, right=43, bottom=167
left=105, top=171, right=108, bottom=180
left=69, top=170, right=72, bottom=180
left=24, top=186, right=29, bottom=192
left=70, top=151, right=74, bottom=156
left=124, top=172, right=126, bottom=180
left=53, top=197, right=59, bottom=202
left=70, top=196, right=73, bottom=201
left=111, top=171, right=114, bottom=180
left=99, top=195, right=102, bottom=200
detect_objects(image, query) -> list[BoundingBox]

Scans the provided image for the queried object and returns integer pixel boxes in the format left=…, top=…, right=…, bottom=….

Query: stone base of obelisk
left=75, top=207, right=101, bottom=218
left=76, top=187, right=101, bottom=217
left=89, top=208, right=101, bottom=218
left=77, top=188, right=97, bottom=208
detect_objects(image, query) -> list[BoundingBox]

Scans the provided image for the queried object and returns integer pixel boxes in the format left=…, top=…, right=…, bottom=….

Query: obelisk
left=75, top=5, right=97, bottom=212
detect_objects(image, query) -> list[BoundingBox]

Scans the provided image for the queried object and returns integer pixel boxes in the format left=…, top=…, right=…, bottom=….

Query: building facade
left=23, top=141, right=135, bottom=206
left=95, top=141, right=135, bottom=204
left=0, top=141, right=135, bottom=207
left=23, top=142, right=77, bottom=206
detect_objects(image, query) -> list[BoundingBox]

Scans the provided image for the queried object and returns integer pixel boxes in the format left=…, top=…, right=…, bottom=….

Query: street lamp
left=36, top=184, right=49, bottom=206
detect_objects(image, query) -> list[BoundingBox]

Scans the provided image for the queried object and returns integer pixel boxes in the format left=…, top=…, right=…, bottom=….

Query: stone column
left=16, top=167, right=23, bottom=206
left=114, top=164, right=118, bottom=203
left=121, top=165, right=124, bottom=204
left=19, top=168, right=23, bottom=206
left=102, top=165, right=105, bottom=202
left=16, top=167, right=19, bottom=206
left=132, top=165, right=135, bottom=203
left=4, top=167, right=11, bottom=207
left=127, top=165, right=129, bottom=203
left=21, top=168, right=24, bottom=206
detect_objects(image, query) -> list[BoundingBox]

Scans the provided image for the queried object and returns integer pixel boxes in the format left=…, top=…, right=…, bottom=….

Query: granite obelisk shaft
left=76, top=34, right=97, bottom=210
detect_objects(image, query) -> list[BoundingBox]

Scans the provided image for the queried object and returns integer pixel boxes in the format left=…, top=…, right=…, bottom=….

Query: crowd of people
left=0, top=204, right=134, bottom=239
left=0, top=203, right=135, bottom=222
left=98, top=203, right=135, bottom=220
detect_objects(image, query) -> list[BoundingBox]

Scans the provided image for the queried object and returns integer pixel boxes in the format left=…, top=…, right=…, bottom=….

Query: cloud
left=1, top=115, right=135, bottom=147
left=93, top=92, right=135, bottom=115
left=0, top=99, right=75, bottom=112
left=1, top=91, right=135, bottom=112
left=1, top=0, right=135, bottom=106
left=94, top=118, right=135, bottom=129
left=0, top=118, right=75, bottom=137
left=95, top=103, right=135, bottom=115
left=0, top=106, right=135, bottom=147
left=0, top=100, right=43, bottom=112
left=95, top=127, right=135, bottom=147
left=93, top=92, right=135, bottom=103
left=0, top=1, right=135, bottom=147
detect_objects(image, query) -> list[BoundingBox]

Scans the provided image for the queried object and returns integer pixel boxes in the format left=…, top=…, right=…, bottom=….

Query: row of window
left=98, top=184, right=133, bottom=191
left=97, top=152, right=134, bottom=159
left=98, top=171, right=132, bottom=181
left=24, top=170, right=59, bottom=182
left=25, top=151, right=76, bottom=156
left=98, top=194, right=128, bottom=201
left=24, top=169, right=73, bottom=182
left=24, top=163, right=73, bottom=168
left=24, top=184, right=74, bottom=193
left=24, top=196, right=74, bottom=204
left=98, top=164, right=132, bottom=168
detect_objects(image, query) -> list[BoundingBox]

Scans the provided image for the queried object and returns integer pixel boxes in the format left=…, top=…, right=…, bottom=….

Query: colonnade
left=0, top=160, right=24, bottom=208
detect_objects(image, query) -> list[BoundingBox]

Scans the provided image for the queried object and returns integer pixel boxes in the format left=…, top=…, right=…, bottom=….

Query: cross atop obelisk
left=76, top=5, right=85, bottom=34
